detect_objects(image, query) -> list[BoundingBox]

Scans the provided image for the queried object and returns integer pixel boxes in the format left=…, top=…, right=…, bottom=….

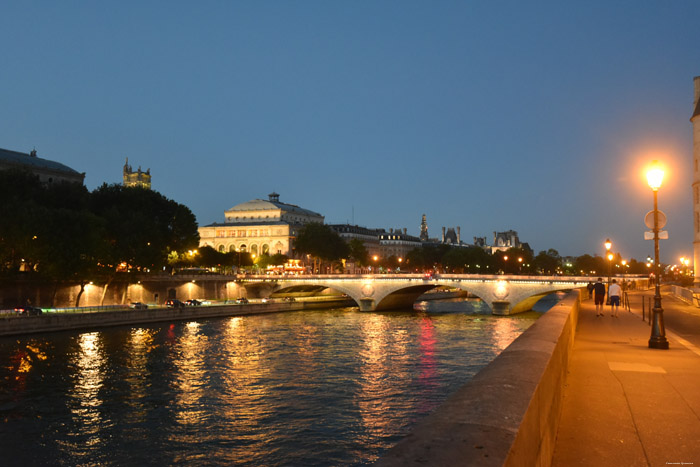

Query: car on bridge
left=185, top=299, right=202, bottom=306
left=129, top=302, right=148, bottom=310
left=165, top=299, right=186, bottom=308
left=14, top=305, right=42, bottom=316
left=235, top=297, right=249, bottom=304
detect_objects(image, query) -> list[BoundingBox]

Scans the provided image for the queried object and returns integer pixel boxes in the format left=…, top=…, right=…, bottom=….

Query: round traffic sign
left=644, top=210, right=667, bottom=229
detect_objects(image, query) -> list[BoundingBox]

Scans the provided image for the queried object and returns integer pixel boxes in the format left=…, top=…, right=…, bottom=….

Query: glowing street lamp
left=646, top=160, right=669, bottom=349
left=605, top=239, right=612, bottom=304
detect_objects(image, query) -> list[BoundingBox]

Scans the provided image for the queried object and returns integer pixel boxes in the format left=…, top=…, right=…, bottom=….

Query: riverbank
left=377, top=289, right=581, bottom=466
left=0, top=297, right=355, bottom=337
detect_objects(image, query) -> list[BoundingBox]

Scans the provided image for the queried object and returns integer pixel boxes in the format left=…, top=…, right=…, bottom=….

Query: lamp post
left=647, top=160, right=669, bottom=349
left=605, top=239, right=612, bottom=304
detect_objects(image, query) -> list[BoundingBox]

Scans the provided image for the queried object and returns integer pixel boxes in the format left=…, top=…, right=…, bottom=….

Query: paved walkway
left=552, top=290, right=700, bottom=466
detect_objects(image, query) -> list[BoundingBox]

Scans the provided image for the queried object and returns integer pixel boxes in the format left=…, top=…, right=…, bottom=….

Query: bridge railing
left=669, top=285, right=700, bottom=307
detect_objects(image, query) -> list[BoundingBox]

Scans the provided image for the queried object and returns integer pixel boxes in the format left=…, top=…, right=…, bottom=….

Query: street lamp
left=646, top=160, right=669, bottom=349
left=605, top=239, right=612, bottom=304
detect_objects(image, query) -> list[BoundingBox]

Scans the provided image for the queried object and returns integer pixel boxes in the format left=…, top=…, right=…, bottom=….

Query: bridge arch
left=235, top=274, right=644, bottom=314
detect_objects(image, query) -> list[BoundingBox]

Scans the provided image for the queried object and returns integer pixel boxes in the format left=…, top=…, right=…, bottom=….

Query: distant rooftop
left=0, top=147, right=83, bottom=176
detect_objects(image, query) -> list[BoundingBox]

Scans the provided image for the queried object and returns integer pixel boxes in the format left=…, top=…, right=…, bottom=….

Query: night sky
left=2, top=2, right=699, bottom=263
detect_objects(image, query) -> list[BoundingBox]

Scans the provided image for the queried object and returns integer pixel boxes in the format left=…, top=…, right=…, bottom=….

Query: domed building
left=198, top=192, right=324, bottom=257
left=0, top=147, right=85, bottom=185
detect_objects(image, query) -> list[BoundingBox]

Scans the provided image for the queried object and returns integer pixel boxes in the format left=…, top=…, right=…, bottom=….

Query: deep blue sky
left=2, top=1, right=699, bottom=264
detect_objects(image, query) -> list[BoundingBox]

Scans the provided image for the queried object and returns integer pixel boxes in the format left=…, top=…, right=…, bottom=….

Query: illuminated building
left=198, top=192, right=324, bottom=257
left=123, top=158, right=151, bottom=189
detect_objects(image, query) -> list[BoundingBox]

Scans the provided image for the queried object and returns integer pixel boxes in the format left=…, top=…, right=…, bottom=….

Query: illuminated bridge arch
left=236, top=274, right=616, bottom=314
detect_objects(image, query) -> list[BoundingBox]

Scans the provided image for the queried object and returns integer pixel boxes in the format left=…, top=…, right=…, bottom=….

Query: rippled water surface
left=0, top=302, right=543, bottom=466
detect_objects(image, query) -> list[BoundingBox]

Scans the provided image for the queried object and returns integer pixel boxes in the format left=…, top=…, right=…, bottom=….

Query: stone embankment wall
left=377, top=289, right=581, bottom=466
left=1, top=276, right=264, bottom=309
left=0, top=299, right=354, bottom=337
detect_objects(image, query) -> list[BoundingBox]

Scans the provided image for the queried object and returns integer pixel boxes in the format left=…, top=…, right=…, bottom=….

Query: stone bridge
left=236, top=274, right=614, bottom=315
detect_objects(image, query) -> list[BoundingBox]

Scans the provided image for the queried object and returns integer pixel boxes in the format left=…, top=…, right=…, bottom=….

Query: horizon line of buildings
left=197, top=192, right=531, bottom=262
left=0, top=146, right=531, bottom=262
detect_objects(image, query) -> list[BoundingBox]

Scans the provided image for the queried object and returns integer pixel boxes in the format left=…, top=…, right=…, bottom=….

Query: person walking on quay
left=593, top=277, right=606, bottom=316
left=586, top=281, right=594, bottom=299
left=608, top=278, right=622, bottom=317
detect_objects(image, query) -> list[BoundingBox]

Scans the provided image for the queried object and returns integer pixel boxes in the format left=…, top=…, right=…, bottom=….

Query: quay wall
left=377, top=289, right=581, bottom=466
left=0, top=276, right=293, bottom=309
left=0, top=299, right=354, bottom=337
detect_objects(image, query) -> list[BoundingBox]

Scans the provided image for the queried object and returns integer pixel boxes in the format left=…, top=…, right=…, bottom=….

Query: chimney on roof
left=30, top=149, right=37, bottom=157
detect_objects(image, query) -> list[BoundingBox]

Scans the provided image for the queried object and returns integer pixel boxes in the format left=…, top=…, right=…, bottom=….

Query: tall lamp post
left=647, top=160, right=669, bottom=349
left=605, top=239, right=612, bottom=304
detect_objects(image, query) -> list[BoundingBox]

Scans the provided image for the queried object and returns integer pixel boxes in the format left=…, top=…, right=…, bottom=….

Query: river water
left=0, top=296, right=559, bottom=466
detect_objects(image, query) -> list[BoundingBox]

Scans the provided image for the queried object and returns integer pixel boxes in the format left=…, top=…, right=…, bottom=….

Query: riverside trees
left=0, top=170, right=199, bottom=305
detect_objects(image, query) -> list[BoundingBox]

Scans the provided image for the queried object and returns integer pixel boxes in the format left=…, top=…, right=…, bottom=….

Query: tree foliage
left=295, top=223, right=349, bottom=261
left=0, top=173, right=199, bottom=287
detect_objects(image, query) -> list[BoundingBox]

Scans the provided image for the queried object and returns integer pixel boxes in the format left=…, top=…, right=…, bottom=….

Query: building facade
left=123, top=158, right=151, bottom=189
left=692, top=76, right=700, bottom=286
left=379, top=228, right=422, bottom=259
left=0, top=147, right=85, bottom=184
left=329, top=224, right=384, bottom=258
left=198, top=193, right=324, bottom=257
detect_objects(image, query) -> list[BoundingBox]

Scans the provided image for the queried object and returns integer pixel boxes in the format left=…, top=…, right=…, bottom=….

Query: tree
left=532, top=249, right=561, bottom=275
left=89, top=184, right=199, bottom=304
left=348, top=238, right=368, bottom=266
left=294, top=223, right=349, bottom=273
left=255, top=253, right=289, bottom=270
left=90, top=184, right=200, bottom=271
left=0, top=169, right=47, bottom=273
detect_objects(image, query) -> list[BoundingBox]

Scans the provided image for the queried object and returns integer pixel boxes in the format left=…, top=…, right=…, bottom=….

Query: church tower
left=692, top=76, right=700, bottom=286
left=123, top=157, right=152, bottom=189
left=419, top=214, right=429, bottom=242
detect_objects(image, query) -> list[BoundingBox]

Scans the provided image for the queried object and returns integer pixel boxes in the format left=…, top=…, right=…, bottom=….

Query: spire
left=419, top=214, right=429, bottom=241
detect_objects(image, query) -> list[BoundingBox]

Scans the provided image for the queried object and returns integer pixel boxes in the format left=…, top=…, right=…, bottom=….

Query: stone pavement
left=552, top=290, right=700, bottom=466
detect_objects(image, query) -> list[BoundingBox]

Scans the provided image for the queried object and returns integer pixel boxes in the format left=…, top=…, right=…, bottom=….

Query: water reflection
left=125, top=328, right=158, bottom=423
left=357, top=314, right=410, bottom=445
left=417, top=316, right=439, bottom=413
left=492, top=317, right=524, bottom=352
left=172, top=321, right=208, bottom=427
left=68, top=332, right=106, bottom=444
left=0, top=304, right=539, bottom=466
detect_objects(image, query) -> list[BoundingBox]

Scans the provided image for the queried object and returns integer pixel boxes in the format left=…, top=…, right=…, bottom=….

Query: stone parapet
left=0, top=299, right=353, bottom=337
left=376, top=289, right=581, bottom=466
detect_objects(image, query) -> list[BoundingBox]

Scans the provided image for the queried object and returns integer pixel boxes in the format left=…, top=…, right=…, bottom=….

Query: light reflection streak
left=492, top=317, right=522, bottom=351
left=68, top=332, right=106, bottom=444
left=172, top=321, right=208, bottom=428
left=356, top=314, right=410, bottom=438
left=125, top=328, right=157, bottom=422
left=217, top=316, right=274, bottom=461
left=5, top=340, right=49, bottom=393
left=417, top=317, right=439, bottom=413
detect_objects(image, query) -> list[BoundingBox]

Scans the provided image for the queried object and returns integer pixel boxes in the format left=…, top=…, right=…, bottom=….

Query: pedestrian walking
left=593, top=277, right=606, bottom=316
left=609, top=279, right=622, bottom=317
left=587, top=281, right=594, bottom=299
